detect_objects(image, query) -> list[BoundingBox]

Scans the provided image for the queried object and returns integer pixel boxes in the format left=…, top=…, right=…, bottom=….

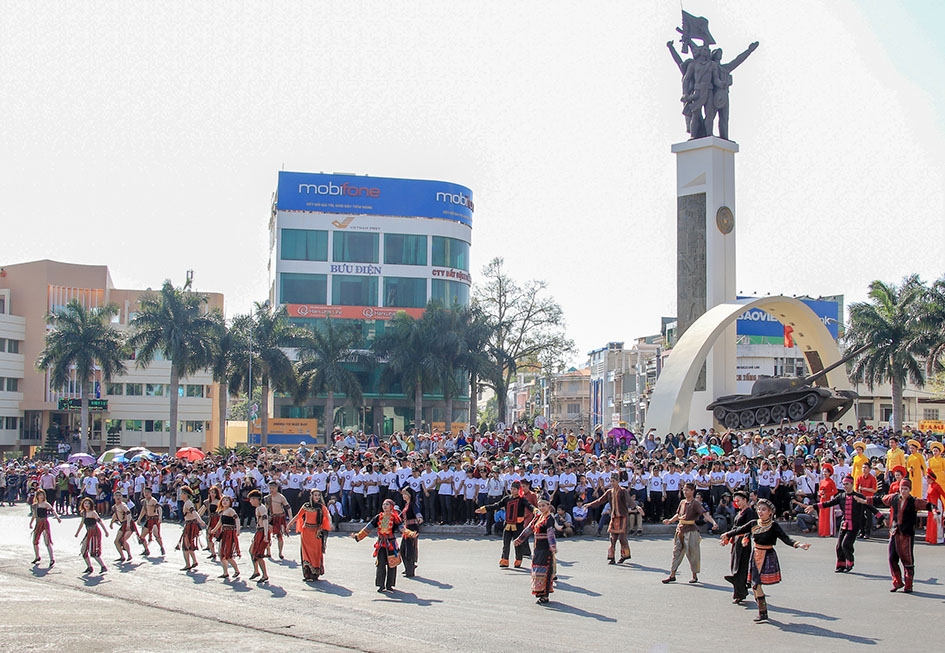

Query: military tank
left=707, top=344, right=869, bottom=429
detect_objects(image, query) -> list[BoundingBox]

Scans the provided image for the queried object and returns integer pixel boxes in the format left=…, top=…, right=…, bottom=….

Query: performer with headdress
left=817, top=464, right=837, bottom=537
left=351, top=497, right=416, bottom=593
left=74, top=496, right=109, bottom=575
left=723, top=489, right=756, bottom=604
left=906, top=439, right=926, bottom=499
left=209, top=495, right=241, bottom=580
left=721, top=498, right=810, bottom=623
left=475, top=480, right=536, bottom=568
left=889, top=466, right=908, bottom=494
left=879, top=478, right=939, bottom=592
left=399, top=487, right=422, bottom=578
left=292, top=488, right=331, bottom=582
left=513, top=498, right=557, bottom=604
left=807, top=475, right=876, bottom=572
left=924, top=441, right=945, bottom=544
left=850, top=441, right=869, bottom=484
left=583, top=470, right=633, bottom=565
left=29, top=488, right=62, bottom=567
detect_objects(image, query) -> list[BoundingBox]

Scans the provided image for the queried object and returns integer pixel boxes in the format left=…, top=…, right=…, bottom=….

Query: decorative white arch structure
left=644, top=296, right=848, bottom=435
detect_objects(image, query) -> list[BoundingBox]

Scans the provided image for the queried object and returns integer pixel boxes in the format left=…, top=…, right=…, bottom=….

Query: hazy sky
left=2, top=1, right=943, bottom=366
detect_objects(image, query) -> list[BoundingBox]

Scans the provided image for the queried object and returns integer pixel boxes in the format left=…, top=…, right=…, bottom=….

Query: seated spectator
left=553, top=505, right=574, bottom=538
left=789, top=491, right=816, bottom=533
left=713, top=492, right=736, bottom=532
left=626, top=492, right=645, bottom=536
left=572, top=498, right=588, bottom=535
left=597, top=502, right=611, bottom=536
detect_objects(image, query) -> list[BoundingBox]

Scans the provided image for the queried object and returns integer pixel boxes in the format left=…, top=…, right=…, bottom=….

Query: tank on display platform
left=707, top=344, right=869, bottom=429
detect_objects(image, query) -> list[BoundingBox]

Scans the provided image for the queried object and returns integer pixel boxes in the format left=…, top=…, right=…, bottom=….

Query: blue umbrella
left=697, top=444, right=724, bottom=456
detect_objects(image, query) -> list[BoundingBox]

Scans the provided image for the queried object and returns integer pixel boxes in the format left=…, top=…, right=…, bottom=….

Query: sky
left=2, top=1, right=943, bottom=367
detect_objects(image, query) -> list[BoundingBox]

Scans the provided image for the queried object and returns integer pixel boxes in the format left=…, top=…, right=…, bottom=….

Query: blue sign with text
left=736, top=297, right=839, bottom=339
left=276, top=172, right=473, bottom=226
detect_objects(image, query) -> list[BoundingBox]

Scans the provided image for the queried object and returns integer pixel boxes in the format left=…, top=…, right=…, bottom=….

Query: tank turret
left=706, top=344, right=869, bottom=429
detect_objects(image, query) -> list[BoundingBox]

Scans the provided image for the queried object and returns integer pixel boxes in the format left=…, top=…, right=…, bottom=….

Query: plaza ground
left=0, top=506, right=942, bottom=652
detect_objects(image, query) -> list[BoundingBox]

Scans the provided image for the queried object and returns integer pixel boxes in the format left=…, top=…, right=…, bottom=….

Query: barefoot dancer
left=210, top=495, right=241, bottom=580
left=75, top=496, right=109, bottom=575
left=29, top=489, right=62, bottom=567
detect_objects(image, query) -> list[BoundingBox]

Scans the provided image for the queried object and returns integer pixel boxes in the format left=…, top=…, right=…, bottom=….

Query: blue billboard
left=736, top=297, right=840, bottom=339
left=276, top=171, right=473, bottom=226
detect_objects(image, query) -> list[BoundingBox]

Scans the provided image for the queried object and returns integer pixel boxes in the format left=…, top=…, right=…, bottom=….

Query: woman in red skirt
left=201, top=485, right=223, bottom=561
left=180, top=486, right=204, bottom=572
left=74, top=496, right=109, bottom=575
left=29, top=489, right=62, bottom=567
left=248, top=489, right=270, bottom=584
left=210, top=495, right=241, bottom=580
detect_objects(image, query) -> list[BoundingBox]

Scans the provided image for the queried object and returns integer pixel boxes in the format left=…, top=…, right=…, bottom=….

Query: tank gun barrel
left=803, top=343, right=872, bottom=386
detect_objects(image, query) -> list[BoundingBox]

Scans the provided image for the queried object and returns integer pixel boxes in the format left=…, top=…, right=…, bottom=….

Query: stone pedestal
left=671, top=137, right=738, bottom=429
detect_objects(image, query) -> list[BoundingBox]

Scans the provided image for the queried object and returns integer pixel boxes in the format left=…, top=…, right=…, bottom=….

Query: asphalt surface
left=1, top=505, right=942, bottom=652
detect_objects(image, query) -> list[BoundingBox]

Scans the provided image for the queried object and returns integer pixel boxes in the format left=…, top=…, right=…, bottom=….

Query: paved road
left=1, top=505, right=942, bottom=652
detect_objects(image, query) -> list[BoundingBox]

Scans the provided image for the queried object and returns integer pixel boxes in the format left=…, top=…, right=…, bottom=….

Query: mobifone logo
left=298, top=181, right=381, bottom=198
left=435, top=191, right=474, bottom=212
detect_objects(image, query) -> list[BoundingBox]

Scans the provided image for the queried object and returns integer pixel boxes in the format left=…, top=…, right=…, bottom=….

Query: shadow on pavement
left=187, top=571, right=209, bottom=584
left=30, top=567, right=51, bottom=578
left=542, top=601, right=617, bottom=622
left=256, top=582, right=287, bottom=598
left=299, top=580, right=353, bottom=597
left=553, top=580, right=602, bottom=597
left=225, top=578, right=253, bottom=593
left=769, top=620, right=878, bottom=644
left=406, top=576, right=453, bottom=590
left=375, top=589, right=442, bottom=606
left=768, top=604, right=838, bottom=621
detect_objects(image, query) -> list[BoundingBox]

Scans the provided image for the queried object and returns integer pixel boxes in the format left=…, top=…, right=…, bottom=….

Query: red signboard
left=286, top=304, right=425, bottom=320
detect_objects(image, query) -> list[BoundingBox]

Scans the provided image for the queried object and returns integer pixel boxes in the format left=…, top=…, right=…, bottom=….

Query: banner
left=286, top=304, right=425, bottom=320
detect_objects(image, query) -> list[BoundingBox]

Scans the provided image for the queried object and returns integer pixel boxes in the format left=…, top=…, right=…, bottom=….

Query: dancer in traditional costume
left=248, top=489, right=270, bottom=583
left=925, top=442, right=945, bottom=544
left=661, top=482, right=718, bottom=584
left=29, top=489, right=61, bottom=567
left=399, top=487, right=422, bottom=578
left=854, top=466, right=878, bottom=538
left=179, top=486, right=204, bottom=572
left=110, top=492, right=140, bottom=563
left=292, top=489, right=331, bottom=582
left=880, top=478, right=938, bottom=592
left=723, top=490, right=756, bottom=603
left=74, top=496, right=109, bottom=575
left=209, top=495, right=241, bottom=580
left=352, top=498, right=415, bottom=593
left=807, top=475, right=876, bottom=572
left=136, top=487, right=166, bottom=556
left=721, top=498, right=810, bottom=623
left=200, top=485, right=223, bottom=561
left=584, top=471, right=633, bottom=564
left=266, top=481, right=292, bottom=560
left=513, top=498, right=557, bottom=605
left=850, top=441, right=869, bottom=484
left=817, top=464, right=837, bottom=538
left=475, top=480, right=535, bottom=568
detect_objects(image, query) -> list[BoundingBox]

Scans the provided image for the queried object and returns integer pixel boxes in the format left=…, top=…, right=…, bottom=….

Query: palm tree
left=426, top=304, right=463, bottom=431
left=38, top=300, right=126, bottom=454
left=920, top=275, right=945, bottom=378
left=373, top=309, right=439, bottom=431
left=208, top=315, right=247, bottom=449
left=128, top=279, right=223, bottom=454
left=458, top=304, right=499, bottom=431
left=846, top=275, right=929, bottom=432
left=296, top=319, right=371, bottom=441
left=228, top=302, right=300, bottom=446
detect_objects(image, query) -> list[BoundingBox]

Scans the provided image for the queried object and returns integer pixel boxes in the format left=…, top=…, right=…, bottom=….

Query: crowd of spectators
left=2, top=422, right=942, bottom=539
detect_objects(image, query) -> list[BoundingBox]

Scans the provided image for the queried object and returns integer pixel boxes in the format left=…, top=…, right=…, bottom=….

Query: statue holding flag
left=668, top=11, right=758, bottom=141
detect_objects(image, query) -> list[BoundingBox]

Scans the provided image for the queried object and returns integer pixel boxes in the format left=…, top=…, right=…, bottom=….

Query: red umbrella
left=175, top=447, right=206, bottom=461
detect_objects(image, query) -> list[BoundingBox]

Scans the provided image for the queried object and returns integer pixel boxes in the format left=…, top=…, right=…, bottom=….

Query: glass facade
left=333, top=232, right=379, bottom=263
left=431, top=279, right=470, bottom=307
left=432, top=236, right=469, bottom=270
left=281, top=273, right=327, bottom=304
left=332, top=275, right=378, bottom=306
left=281, top=228, right=328, bottom=261
left=383, top=277, right=427, bottom=308
left=384, top=234, right=427, bottom=265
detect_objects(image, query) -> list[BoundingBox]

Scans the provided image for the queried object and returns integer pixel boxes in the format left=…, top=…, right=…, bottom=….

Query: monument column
left=672, top=136, right=738, bottom=428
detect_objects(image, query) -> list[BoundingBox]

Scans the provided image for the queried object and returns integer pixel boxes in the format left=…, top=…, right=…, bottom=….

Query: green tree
left=128, top=279, right=223, bottom=454
left=227, top=302, right=300, bottom=446
left=846, top=275, right=928, bottom=432
left=373, top=309, right=440, bottom=431
left=920, top=275, right=945, bottom=380
left=208, top=314, right=248, bottom=449
left=38, top=300, right=126, bottom=454
left=473, top=257, right=575, bottom=425
left=296, top=319, right=371, bottom=442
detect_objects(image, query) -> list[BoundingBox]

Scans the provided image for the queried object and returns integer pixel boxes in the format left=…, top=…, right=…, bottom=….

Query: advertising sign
left=276, top=172, right=473, bottom=227
left=58, top=398, right=108, bottom=411
left=736, top=297, right=840, bottom=340
left=286, top=304, right=425, bottom=320
left=249, top=418, right=320, bottom=446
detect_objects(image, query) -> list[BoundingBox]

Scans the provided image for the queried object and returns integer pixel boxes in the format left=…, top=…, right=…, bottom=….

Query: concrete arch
left=644, top=296, right=847, bottom=435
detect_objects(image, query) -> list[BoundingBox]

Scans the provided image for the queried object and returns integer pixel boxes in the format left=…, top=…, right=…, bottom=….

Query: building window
left=431, top=279, right=470, bottom=308
left=280, top=273, right=327, bottom=305
left=332, top=275, right=378, bottom=306
left=5, top=378, right=18, bottom=392
left=6, top=339, right=18, bottom=354
left=281, top=228, right=328, bottom=261
left=126, top=383, right=143, bottom=396
left=383, top=277, right=427, bottom=308
left=567, top=403, right=581, bottom=415
left=4, top=417, right=18, bottom=430
left=880, top=404, right=893, bottom=422
left=432, top=236, right=469, bottom=271
left=179, top=420, right=204, bottom=433
left=185, top=384, right=204, bottom=398
left=333, top=232, right=379, bottom=264
left=145, top=383, right=165, bottom=397
left=0, top=297, right=5, bottom=314
left=384, top=234, right=427, bottom=266
left=924, top=408, right=940, bottom=421
left=0, top=338, right=5, bottom=352
left=857, top=403, right=874, bottom=420
left=106, top=383, right=123, bottom=396
left=145, top=420, right=166, bottom=432
left=125, top=419, right=143, bottom=432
